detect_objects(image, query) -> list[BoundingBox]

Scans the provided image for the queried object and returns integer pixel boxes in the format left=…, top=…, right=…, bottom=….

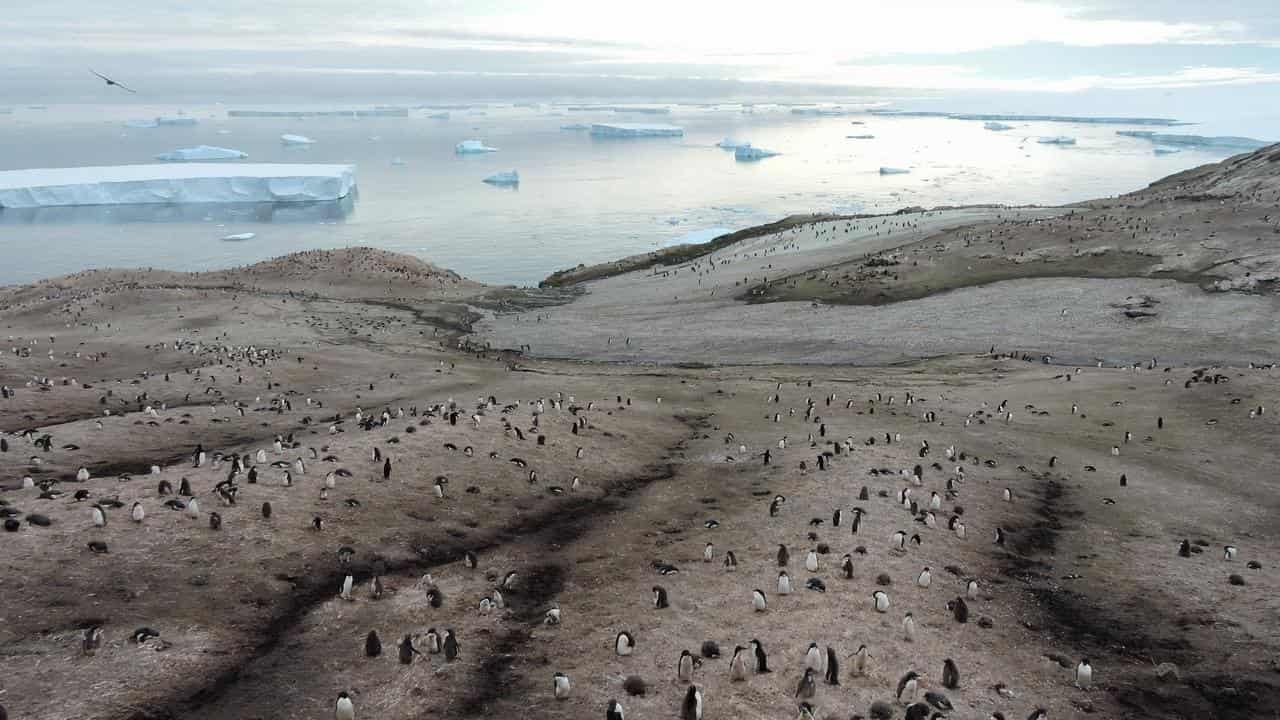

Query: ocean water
left=0, top=103, right=1248, bottom=287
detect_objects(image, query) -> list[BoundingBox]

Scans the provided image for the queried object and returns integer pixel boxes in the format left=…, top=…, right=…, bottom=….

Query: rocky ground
left=1, top=145, right=1278, bottom=720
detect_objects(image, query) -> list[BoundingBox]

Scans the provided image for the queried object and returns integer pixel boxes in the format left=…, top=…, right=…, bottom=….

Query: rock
left=876, top=573, right=892, bottom=586
left=978, top=616, right=994, bottom=628
left=1229, top=573, right=1246, bottom=585
left=1154, top=662, right=1180, bottom=681
left=869, top=700, right=895, bottom=719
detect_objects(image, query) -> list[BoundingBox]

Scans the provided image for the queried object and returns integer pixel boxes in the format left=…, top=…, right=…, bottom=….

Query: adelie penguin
left=777, top=544, right=789, bottom=566
left=942, top=658, right=960, bottom=689
left=1074, top=658, right=1093, bottom=689
left=730, top=646, right=749, bottom=681
left=443, top=629, right=459, bottom=660
left=681, top=685, right=703, bottom=720
left=896, top=670, right=922, bottom=704
left=750, top=638, right=771, bottom=673
left=753, top=589, right=768, bottom=612
left=606, top=699, right=625, bottom=720
left=824, top=647, right=840, bottom=685
left=615, top=630, right=635, bottom=656
left=365, top=630, right=382, bottom=657
left=873, top=590, right=890, bottom=613
left=778, top=571, right=793, bottom=595
left=804, top=642, right=823, bottom=671
left=795, top=668, right=817, bottom=699
left=678, top=649, right=700, bottom=682
left=399, top=634, right=419, bottom=664
left=653, top=585, right=670, bottom=609
left=553, top=672, right=572, bottom=699
left=334, top=691, right=355, bottom=720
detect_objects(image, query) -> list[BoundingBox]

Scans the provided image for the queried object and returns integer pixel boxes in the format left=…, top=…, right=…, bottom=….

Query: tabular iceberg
left=984, top=122, right=1014, bottom=131
left=156, top=145, right=249, bottom=162
left=590, top=123, right=684, bottom=138
left=0, top=164, right=357, bottom=209
left=1116, top=131, right=1268, bottom=150
left=560, top=123, right=591, bottom=131
left=1037, top=136, right=1077, bottom=145
left=456, top=139, right=498, bottom=154
left=879, top=167, right=910, bottom=175
left=482, top=170, right=520, bottom=186
left=281, top=134, right=317, bottom=146
left=735, top=146, right=779, bottom=161
left=124, top=119, right=160, bottom=129
left=1153, top=147, right=1181, bottom=155
left=156, top=116, right=198, bottom=126
left=221, top=232, right=256, bottom=241
left=717, top=138, right=752, bottom=149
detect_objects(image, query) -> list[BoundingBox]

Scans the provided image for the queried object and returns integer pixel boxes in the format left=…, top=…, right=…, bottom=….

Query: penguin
left=795, top=668, right=817, bottom=699
left=896, top=670, right=921, bottom=703
left=750, top=638, right=771, bottom=673
left=891, top=530, right=907, bottom=551
left=942, top=658, right=959, bottom=689
left=209, top=512, right=222, bottom=530
left=753, top=588, right=768, bottom=612
left=903, top=612, right=916, bottom=641
left=841, top=554, right=854, bottom=579
left=261, top=501, right=272, bottom=519
left=873, top=590, right=890, bottom=613
left=805, top=549, right=819, bottom=572
left=851, top=644, right=870, bottom=677
left=334, top=691, right=355, bottom=720
left=606, top=699, right=625, bottom=720
left=1074, top=658, right=1092, bottom=689
left=82, top=626, right=104, bottom=655
left=443, top=629, right=459, bottom=660
left=653, top=585, right=670, bottom=609
left=1027, top=709, right=1048, bottom=720
left=424, top=628, right=441, bottom=654
left=399, top=634, right=418, bottom=664
left=777, top=544, right=789, bottom=566
left=729, top=645, right=749, bottom=681
left=798, top=701, right=818, bottom=720
left=723, top=550, right=738, bottom=571
left=778, top=571, right=793, bottom=595
left=703, top=543, right=714, bottom=562
left=185, top=497, right=200, bottom=519
left=804, top=642, right=823, bottom=671
left=681, top=685, right=703, bottom=720
left=615, top=630, right=635, bottom=656
left=966, top=579, right=979, bottom=599
left=917, top=566, right=931, bottom=588
left=948, top=597, right=970, bottom=624
left=365, top=630, right=382, bottom=657
left=340, top=574, right=354, bottom=601
left=824, top=646, right=840, bottom=685
left=1224, top=545, right=1238, bottom=561
left=1179, top=539, right=1192, bottom=557
left=994, top=527, right=1006, bottom=546
left=545, top=607, right=562, bottom=625
left=678, top=649, right=698, bottom=682
left=91, top=504, right=107, bottom=527
left=1002, top=487, right=1013, bottom=502
left=905, top=704, right=933, bottom=720
left=553, top=672, right=572, bottom=699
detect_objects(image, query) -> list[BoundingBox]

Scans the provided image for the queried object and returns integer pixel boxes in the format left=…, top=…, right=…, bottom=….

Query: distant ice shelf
left=482, top=170, right=520, bottom=186
left=125, top=116, right=197, bottom=129
left=846, top=134, right=875, bottom=139
left=1116, top=130, right=1269, bottom=150
left=228, top=108, right=408, bottom=118
left=735, top=146, right=779, bottom=161
left=869, top=109, right=1183, bottom=125
left=1037, top=136, right=1077, bottom=145
left=0, top=164, right=357, bottom=209
left=156, top=145, right=248, bottom=162
left=456, top=139, right=499, bottom=154
left=281, top=134, right=317, bottom=146
left=568, top=105, right=670, bottom=114
left=589, top=123, right=684, bottom=138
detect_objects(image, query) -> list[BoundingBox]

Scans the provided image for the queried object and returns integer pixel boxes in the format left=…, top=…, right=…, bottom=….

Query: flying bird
left=90, top=69, right=136, bottom=93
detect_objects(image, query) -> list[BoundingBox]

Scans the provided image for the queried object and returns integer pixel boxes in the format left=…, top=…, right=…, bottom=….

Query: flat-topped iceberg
left=124, top=119, right=160, bottom=129
left=1153, top=147, right=1181, bottom=155
left=221, top=232, right=256, bottom=241
left=0, top=164, right=356, bottom=208
left=984, top=121, right=1014, bottom=131
left=281, top=134, right=317, bottom=146
left=590, top=123, right=683, bottom=138
left=229, top=108, right=407, bottom=118
left=156, top=145, right=248, bottom=162
left=156, top=116, right=198, bottom=126
left=1037, top=136, right=1076, bottom=145
left=482, top=170, right=520, bottom=186
left=560, top=123, right=591, bottom=131
left=879, top=167, right=910, bottom=175
left=1117, top=131, right=1268, bottom=150
left=735, top=146, right=779, bottom=161
left=870, top=110, right=1181, bottom=125
left=456, top=139, right=498, bottom=154
left=717, top=137, right=752, bottom=149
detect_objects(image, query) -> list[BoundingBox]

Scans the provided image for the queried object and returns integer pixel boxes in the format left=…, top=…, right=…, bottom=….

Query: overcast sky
left=3, top=0, right=1279, bottom=109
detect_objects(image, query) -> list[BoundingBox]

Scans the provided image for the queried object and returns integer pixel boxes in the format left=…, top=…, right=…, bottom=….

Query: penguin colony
left=0, top=245, right=1276, bottom=719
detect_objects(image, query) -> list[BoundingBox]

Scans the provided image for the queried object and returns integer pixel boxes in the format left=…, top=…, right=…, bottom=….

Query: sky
left=2, top=0, right=1279, bottom=125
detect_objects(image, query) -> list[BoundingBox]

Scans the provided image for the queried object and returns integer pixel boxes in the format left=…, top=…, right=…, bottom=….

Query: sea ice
left=124, top=119, right=160, bottom=129
left=846, top=134, right=875, bottom=139
left=734, top=146, right=779, bottom=161
left=156, top=116, right=198, bottom=126
left=390, top=157, right=407, bottom=166
left=1037, top=136, right=1076, bottom=145
left=0, top=164, right=357, bottom=208
left=560, top=123, right=591, bottom=131
left=589, top=123, right=684, bottom=138
left=281, top=134, right=317, bottom=146
left=429, top=112, right=451, bottom=120
left=879, top=167, right=910, bottom=175
left=456, top=139, right=499, bottom=154
left=1153, top=147, right=1181, bottom=155
left=1117, top=131, right=1268, bottom=150
left=155, top=145, right=248, bottom=162
left=482, top=170, right=520, bottom=186
left=717, top=138, right=752, bottom=149
left=984, top=122, right=1014, bottom=131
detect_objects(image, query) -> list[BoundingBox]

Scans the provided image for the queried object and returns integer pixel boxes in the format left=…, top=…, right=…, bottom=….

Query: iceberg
left=156, top=145, right=248, bottom=162
left=216, top=129, right=232, bottom=135
left=156, top=116, right=198, bottom=126
left=791, top=107, right=853, bottom=116
left=1153, top=147, right=1181, bottom=155
left=870, top=109, right=1182, bottom=125
left=281, top=134, right=316, bottom=146
left=221, top=232, right=256, bottom=241
left=717, top=137, right=752, bottom=149
left=456, top=139, right=498, bottom=154
left=482, top=170, right=520, bottom=186
left=560, top=123, right=591, bottom=131
left=429, top=112, right=451, bottom=120
left=734, top=146, right=779, bottom=161
left=984, top=121, right=1014, bottom=131
left=879, top=167, right=910, bottom=175
left=228, top=108, right=407, bottom=118
left=1037, top=136, right=1076, bottom=145
left=0, top=164, right=357, bottom=209
left=1116, top=131, right=1268, bottom=150
left=589, top=123, right=683, bottom=138
left=125, top=119, right=160, bottom=129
